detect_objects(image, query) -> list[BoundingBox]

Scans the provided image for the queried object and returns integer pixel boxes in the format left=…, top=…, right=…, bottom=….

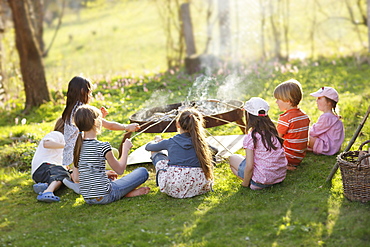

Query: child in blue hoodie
left=145, top=108, right=214, bottom=198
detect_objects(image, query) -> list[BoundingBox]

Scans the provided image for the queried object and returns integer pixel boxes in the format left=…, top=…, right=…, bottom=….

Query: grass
left=1, top=0, right=370, bottom=246
left=1, top=57, right=370, bottom=246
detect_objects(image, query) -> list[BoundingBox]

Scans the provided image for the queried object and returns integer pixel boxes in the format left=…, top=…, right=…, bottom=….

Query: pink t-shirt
left=243, top=132, right=287, bottom=185
left=309, top=112, right=344, bottom=155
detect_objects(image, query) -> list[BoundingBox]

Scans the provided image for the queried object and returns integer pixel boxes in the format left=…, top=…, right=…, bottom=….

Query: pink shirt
left=310, top=112, right=344, bottom=155
left=243, top=132, right=287, bottom=185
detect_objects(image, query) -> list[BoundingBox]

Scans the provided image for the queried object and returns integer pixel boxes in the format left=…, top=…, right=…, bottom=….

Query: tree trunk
left=0, top=0, right=5, bottom=103
left=269, top=1, right=283, bottom=60
left=7, top=0, right=50, bottom=112
left=259, top=0, right=267, bottom=59
left=368, top=0, right=370, bottom=52
left=218, top=0, right=231, bottom=58
left=28, top=0, right=45, bottom=53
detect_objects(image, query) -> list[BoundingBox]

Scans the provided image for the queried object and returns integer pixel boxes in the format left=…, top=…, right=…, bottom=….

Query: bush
left=0, top=142, right=37, bottom=171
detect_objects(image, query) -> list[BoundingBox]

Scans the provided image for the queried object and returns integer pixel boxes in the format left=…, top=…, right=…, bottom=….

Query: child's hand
left=126, top=123, right=140, bottom=132
left=123, top=139, right=133, bottom=150
left=154, top=135, right=162, bottom=142
left=106, top=170, right=118, bottom=180
left=100, top=107, right=109, bottom=118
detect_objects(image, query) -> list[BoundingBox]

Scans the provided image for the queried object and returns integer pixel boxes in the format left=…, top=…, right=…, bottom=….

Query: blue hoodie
left=145, top=132, right=200, bottom=167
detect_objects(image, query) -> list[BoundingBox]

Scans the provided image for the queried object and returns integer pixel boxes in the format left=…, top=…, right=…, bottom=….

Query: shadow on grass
left=170, top=153, right=370, bottom=246
left=2, top=154, right=370, bottom=246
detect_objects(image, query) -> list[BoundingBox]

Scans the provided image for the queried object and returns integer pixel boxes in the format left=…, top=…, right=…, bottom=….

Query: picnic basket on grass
left=337, top=140, right=370, bottom=203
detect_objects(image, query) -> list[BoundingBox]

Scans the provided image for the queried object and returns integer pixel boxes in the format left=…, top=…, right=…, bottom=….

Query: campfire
left=129, top=99, right=246, bottom=134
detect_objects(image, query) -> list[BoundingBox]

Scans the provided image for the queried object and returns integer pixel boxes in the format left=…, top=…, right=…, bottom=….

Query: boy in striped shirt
left=274, top=79, right=310, bottom=170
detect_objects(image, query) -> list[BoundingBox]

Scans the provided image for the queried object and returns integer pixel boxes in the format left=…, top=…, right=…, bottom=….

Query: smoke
left=216, top=73, right=246, bottom=101
left=185, top=75, right=216, bottom=103
left=143, top=89, right=170, bottom=109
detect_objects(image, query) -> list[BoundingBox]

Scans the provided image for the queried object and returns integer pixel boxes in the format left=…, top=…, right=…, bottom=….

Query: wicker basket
left=337, top=140, right=370, bottom=203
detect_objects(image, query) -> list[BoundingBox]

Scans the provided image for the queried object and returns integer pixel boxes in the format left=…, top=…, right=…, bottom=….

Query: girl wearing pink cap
left=308, top=87, right=345, bottom=155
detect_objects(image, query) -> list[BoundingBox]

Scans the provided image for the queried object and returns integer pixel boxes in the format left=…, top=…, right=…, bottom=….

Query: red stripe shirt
left=277, top=108, right=310, bottom=165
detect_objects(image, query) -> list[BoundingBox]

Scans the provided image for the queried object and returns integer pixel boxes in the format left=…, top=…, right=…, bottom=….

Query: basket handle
left=358, top=152, right=370, bottom=163
left=359, top=140, right=370, bottom=151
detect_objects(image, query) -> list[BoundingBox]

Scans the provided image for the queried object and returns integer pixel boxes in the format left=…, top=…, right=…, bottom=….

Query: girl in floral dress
left=145, top=108, right=214, bottom=198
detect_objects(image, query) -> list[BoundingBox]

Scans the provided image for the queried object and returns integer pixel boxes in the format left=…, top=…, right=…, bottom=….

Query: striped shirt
left=277, top=108, right=310, bottom=165
left=78, top=139, right=112, bottom=198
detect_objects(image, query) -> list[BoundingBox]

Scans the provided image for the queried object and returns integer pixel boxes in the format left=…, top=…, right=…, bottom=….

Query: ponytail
left=73, top=132, right=83, bottom=168
left=177, top=109, right=214, bottom=180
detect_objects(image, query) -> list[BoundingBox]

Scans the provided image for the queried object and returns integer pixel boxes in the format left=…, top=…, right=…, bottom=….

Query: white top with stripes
left=78, top=139, right=112, bottom=198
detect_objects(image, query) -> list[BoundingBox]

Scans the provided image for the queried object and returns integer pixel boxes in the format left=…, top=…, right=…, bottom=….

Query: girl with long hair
left=61, top=76, right=139, bottom=185
left=145, top=108, right=214, bottom=198
left=229, top=97, right=287, bottom=190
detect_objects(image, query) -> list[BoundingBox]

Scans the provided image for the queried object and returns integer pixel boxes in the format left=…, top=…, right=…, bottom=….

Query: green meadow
left=1, top=1, right=370, bottom=246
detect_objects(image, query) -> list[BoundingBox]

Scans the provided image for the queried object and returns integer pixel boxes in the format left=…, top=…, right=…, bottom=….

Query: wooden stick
left=326, top=104, right=370, bottom=182
left=207, top=99, right=243, bottom=110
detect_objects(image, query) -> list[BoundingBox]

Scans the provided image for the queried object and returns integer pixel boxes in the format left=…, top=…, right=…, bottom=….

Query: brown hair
left=246, top=112, right=283, bottom=151
left=54, top=118, right=65, bottom=134
left=177, top=109, right=213, bottom=180
left=324, top=97, right=340, bottom=116
left=62, top=76, right=92, bottom=124
left=273, top=79, right=303, bottom=107
left=72, top=105, right=102, bottom=168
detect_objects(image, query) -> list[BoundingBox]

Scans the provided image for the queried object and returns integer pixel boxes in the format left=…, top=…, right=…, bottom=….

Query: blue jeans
left=151, top=152, right=169, bottom=165
left=237, top=159, right=275, bottom=189
left=84, top=167, right=149, bottom=205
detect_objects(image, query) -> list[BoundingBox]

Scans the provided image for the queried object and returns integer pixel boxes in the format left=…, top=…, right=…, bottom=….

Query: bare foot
left=124, top=187, right=150, bottom=198
left=250, top=184, right=264, bottom=190
left=286, top=164, right=298, bottom=171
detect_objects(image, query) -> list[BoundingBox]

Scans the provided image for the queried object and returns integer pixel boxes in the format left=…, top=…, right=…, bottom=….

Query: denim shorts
left=237, top=159, right=274, bottom=189
left=151, top=151, right=169, bottom=165
left=32, top=163, right=71, bottom=184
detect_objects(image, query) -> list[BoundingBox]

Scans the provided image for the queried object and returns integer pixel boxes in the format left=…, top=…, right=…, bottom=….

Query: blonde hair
left=177, top=108, right=213, bottom=180
left=273, top=79, right=303, bottom=107
left=73, top=105, right=102, bottom=168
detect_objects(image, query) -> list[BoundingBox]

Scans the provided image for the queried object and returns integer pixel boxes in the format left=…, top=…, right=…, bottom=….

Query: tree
left=7, top=0, right=50, bottom=113
left=155, top=0, right=185, bottom=69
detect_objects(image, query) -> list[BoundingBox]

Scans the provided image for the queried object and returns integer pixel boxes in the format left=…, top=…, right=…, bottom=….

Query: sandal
left=33, top=183, right=48, bottom=194
left=37, top=192, right=60, bottom=203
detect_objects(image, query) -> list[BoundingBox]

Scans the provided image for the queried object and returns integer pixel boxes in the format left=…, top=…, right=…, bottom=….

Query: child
left=273, top=79, right=310, bottom=170
left=308, top=87, right=344, bottom=155
left=145, top=108, right=214, bottom=198
left=31, top=118, right=70, bottom=202
left=72, top=105, right=150, bottom=205
left=61, top=76, right=139, bottom=186
left=229, top=97, right=287, bottom=190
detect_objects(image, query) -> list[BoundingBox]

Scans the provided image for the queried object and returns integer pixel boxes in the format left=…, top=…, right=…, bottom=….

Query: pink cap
left=310, top=87, right=339, bottom=102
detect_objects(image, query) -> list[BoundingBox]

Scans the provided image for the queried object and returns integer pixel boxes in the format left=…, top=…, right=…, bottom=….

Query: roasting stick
left=207, top=99, right=278, bottom=124
left=130, top=110, right=179, bottom=140
left=207, top=99, right=243, bottom=109
left=129, top=118, right=166, bottom=140
left=204, top=128, right=233, bottom=155
left=161, top=112, right=178, bottom=134
left=205, top=114, right=246, bottom=129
